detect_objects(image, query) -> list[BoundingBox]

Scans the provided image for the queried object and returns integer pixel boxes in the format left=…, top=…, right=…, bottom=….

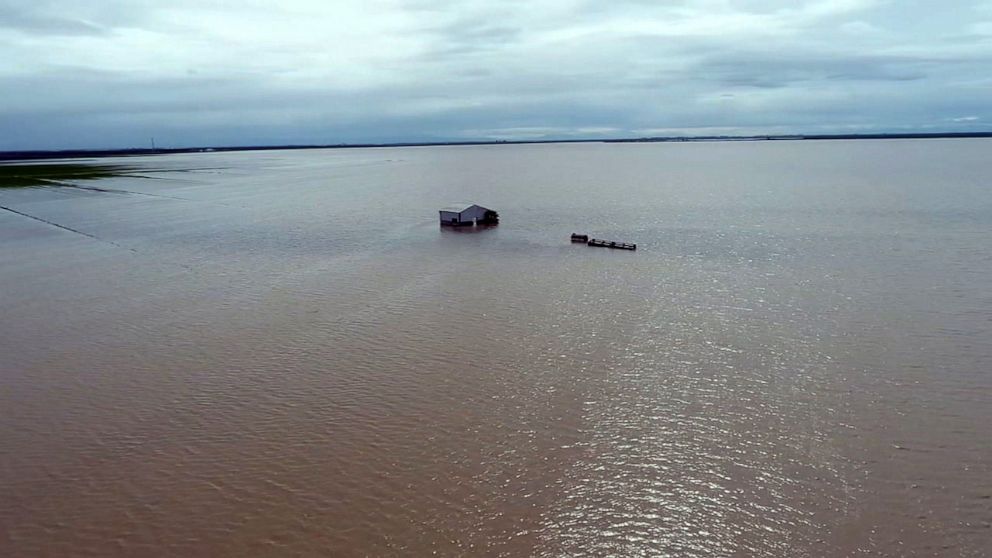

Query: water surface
left=2, top=140, right=990, bottom=556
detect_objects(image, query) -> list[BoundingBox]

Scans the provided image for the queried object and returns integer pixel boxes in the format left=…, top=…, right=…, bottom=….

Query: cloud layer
left=2, top=0, right=991, bottom=149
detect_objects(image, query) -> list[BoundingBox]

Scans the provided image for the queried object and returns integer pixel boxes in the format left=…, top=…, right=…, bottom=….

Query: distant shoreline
left=2, top=131, right=990, bottom=162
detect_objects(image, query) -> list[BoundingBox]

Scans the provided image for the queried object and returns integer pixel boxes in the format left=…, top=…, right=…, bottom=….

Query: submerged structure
left=571, top=233, right=636, bottom=250
left=439, top=204, right=499, bottom=227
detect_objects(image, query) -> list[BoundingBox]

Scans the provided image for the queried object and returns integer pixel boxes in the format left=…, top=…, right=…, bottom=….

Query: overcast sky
left=2, top=0, right=991, bottom=150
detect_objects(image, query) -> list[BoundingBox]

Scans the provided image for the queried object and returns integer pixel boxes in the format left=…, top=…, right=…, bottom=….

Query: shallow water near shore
left=1, top=140, right=990, bottom=556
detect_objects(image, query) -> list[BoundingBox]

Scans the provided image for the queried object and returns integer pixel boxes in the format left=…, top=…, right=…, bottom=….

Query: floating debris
left=570, top=233, right=636, bottom=250
left=588, top=238, right=636, bottom=250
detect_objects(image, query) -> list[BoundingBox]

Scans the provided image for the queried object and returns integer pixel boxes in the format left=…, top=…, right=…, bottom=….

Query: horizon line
left=2, top=131, right=991, bottom=161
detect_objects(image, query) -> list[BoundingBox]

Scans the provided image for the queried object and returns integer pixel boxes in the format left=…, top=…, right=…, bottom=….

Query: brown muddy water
left=1, top=140, right=990, bottom=557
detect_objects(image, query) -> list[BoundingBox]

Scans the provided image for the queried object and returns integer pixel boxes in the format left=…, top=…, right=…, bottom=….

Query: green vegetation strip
left=0, top=163, right=136, bottom=187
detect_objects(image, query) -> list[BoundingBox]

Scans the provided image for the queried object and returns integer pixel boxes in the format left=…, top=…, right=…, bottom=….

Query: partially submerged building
left=438, top=204, right=499, bottom=227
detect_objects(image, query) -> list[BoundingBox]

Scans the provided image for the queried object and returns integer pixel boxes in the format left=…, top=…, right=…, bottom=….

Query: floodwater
left=1, top=140, right=990, bottom=557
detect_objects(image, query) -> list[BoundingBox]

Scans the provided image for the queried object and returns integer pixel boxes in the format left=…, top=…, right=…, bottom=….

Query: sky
left=1, top=0, right=991, bottom=150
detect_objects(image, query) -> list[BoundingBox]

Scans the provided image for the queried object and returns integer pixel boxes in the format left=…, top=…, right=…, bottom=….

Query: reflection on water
left=1, top=141, right=990, bottom=556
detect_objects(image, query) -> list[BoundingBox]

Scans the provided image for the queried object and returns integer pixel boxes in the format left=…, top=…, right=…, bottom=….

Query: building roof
left=439, top=204, right=492, bottom=214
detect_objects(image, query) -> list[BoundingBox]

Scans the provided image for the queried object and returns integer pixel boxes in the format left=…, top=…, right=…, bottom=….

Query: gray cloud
left=1, top=0, right=991, bottom=150
left=696, top=52, right=936, bottom=88
left=0, top=3, right=106, bottom=36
